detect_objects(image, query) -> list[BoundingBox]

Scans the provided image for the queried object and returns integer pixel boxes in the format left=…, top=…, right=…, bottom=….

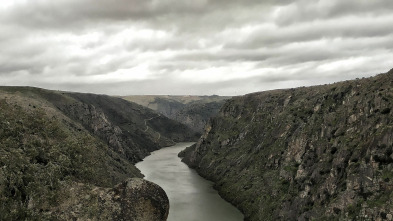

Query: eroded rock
left=113, top=178, right=170, bottom=221
left=53, top=178, right=169, bottom=221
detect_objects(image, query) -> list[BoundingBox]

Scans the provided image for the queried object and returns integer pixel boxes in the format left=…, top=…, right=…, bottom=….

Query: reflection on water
left=136, top=142, right=244, bottom=221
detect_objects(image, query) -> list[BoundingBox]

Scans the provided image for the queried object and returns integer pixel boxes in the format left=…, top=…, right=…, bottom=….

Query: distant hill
left=181, top=69, right=393, bottom=220
left=0, top=87, right=195, bottom=220
left=122, top=95, right=231, bottom=135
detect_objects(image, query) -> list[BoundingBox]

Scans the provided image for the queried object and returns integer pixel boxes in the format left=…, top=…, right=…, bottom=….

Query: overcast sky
left=1, top=0, right=393, bottom=95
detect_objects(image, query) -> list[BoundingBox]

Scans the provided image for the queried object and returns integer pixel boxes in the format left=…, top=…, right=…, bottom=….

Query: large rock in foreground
left=53, top=178, right=169, bottom=221
left=113, top=178, right=169, bottom=221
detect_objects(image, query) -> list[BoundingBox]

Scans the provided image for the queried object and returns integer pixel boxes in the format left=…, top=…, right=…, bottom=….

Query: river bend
left=136, top=142, right=243, bottom=221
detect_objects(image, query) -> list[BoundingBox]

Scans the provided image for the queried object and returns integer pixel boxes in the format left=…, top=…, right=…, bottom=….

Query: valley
left=1, top=69, right=393, bottom=220
left=181, top=69, right=393, bottom=220
left=0, top=87, right=196, bottom=220
left=122, top=95, right=230, bottom=136
left=136, top=142, right=243, bottom=221
left=2, top=1, right=392, bottom=221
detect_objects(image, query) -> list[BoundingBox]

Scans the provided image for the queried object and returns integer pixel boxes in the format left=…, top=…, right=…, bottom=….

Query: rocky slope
left=182, top=69, right=393, bottom=220
left=122, top=95, right=230, bottom=135
left=0, top=87, right=192, bottom=220
left=51, top=178, right=169, bottom=221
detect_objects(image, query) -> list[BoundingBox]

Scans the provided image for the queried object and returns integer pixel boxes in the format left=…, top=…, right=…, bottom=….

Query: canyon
left=122, top=95, right=230, bottom=136
left=0, top=87, right=196, bottom=220
left=181, top=69, right=393, bottom=220
left=2, top=68, right=393, bottom=220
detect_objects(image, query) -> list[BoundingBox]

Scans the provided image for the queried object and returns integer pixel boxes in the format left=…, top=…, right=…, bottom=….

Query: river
left=136, top=142, right=244, bottom=221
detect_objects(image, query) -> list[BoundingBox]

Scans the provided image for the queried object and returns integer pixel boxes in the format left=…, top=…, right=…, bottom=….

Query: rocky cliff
left=51, top=178, right=169, bottom=221
left=0, top=87, right=181, bottom=220
left=182, top=69, right=393, bottom=220
left=122, top=95, right=230, bottom=135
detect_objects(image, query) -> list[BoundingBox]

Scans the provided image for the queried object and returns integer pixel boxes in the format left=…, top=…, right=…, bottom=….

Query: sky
left=1, top=0, right=393, bottom=96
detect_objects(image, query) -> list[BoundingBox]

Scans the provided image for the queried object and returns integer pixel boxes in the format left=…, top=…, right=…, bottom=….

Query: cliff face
left=50, top=92, right=198, bottom=162
left=182, top=69, right=393, bottom=220
left=0, top=87, right=177, bottom=220
left=122, top=95, right=230, bottom=135
left=174, top=101, right=226, bottom=135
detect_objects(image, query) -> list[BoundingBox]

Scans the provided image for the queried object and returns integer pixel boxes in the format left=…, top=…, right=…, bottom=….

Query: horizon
left=1, top=1, right=393, bottom=95
left=1, top=68, right=388, bottom=97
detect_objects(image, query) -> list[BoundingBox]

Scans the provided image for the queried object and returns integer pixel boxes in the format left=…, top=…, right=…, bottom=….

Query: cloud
left=0, top=0, right=392, bottom=95
left=272, top=0, right=393, bottom=26
left=224, top=14, right=393, bottom=49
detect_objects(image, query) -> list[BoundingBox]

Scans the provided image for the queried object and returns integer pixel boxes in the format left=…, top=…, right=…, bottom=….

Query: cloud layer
left=1, top=0, right=392, bottom=95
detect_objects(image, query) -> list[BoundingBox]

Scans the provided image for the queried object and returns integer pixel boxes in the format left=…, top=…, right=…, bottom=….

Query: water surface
left=136, top=142, right=244, bottom=221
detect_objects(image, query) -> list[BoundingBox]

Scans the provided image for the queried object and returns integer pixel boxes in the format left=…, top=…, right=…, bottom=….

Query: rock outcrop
left=113, top=178, right=169, bottom=221
left=182, top=69, right=393, bottom=220
left=53, top=178, right=169, bottom=221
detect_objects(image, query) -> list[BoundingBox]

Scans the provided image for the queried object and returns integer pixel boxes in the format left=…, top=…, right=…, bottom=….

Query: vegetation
left=0, top=100, right=113, bottom=219
left=183, top=69, right=393, bottom=220
left=122, top=95, right=230, bottom=134
left=0, top=87, right=191, bottom=219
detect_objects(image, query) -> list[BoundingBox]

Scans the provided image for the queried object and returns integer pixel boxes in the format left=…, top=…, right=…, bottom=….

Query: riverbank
left=136, top=142, right=244, bottom=221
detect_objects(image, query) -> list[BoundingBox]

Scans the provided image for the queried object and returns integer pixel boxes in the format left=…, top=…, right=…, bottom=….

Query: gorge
left=136, top=142, right=243, bottom=221
left=181, top=69, right=393, bottom=220
left=1, top=68, right=393, bottom=220
left=0, top=87, right=196, bottom=220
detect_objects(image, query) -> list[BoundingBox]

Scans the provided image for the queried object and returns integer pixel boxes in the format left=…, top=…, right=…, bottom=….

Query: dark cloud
left=273, top=0, right=393, bottom=26
left=171, top=46, right=339, bottom=65
left=225, top=16, right=393, bottom=49
left=0, top=0, right=392, bottom=95
left=327, top=0, right=393, bottom=16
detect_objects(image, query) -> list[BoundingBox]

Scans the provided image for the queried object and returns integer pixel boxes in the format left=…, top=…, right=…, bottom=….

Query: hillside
left=181, top=69, right=393, bottom=220
left=122, top=95, right=230, bottom=135
left=0, top=87, right=195, bottom=220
